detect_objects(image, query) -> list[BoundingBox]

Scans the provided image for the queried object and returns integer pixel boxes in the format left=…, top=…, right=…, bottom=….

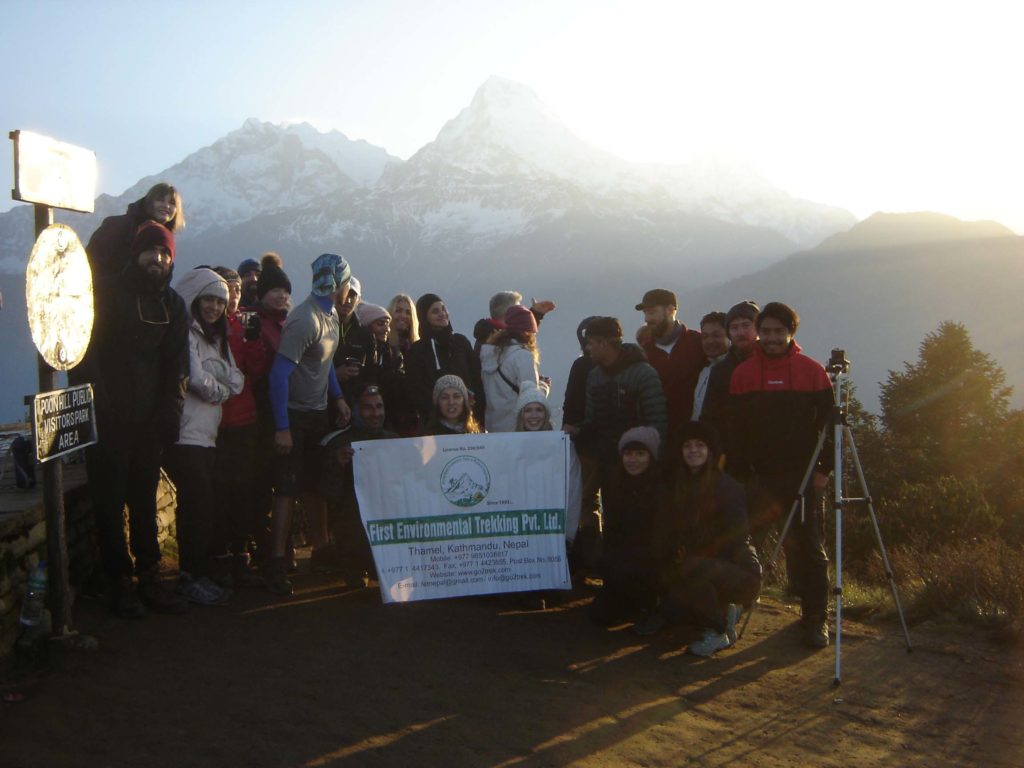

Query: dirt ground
left=2, top=552, right=1023, bottom=768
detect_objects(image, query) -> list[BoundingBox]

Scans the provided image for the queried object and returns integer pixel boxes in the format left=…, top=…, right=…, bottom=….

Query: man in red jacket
left=728, top=302, right=833, bottom=649
left=635, top=289, right=705, bottom=437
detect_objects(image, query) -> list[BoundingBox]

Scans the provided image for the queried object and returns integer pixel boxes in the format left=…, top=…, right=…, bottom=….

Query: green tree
left=879, top=321, right=1013, bottom=484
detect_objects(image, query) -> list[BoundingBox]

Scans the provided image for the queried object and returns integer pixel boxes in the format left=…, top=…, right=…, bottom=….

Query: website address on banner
left=419, top=573, right=542, bottom=588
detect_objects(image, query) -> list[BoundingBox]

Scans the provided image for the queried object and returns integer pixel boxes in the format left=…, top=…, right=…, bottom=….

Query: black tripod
left=738, top=348, right=912, bottom=685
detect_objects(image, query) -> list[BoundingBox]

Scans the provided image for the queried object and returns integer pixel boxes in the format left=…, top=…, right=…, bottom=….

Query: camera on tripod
left=827, top=348, right=850, bottom=377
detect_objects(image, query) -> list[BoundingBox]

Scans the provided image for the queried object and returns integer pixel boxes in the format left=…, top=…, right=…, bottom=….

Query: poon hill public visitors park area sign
left=10, top=129, right=98, bottom=637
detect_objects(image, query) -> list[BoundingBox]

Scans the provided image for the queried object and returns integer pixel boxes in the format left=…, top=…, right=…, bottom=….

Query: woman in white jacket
left=480, top=305, right=540, bottom=432
left=166, top=268, right=244, bottom=605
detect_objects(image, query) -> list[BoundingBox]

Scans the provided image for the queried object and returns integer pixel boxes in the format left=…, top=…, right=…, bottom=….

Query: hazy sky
left=2, top=0, right=1020, bottom=231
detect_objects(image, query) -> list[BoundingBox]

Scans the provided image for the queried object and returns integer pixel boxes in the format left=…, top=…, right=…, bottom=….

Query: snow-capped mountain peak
left=409, top=76, right=623, bottom=183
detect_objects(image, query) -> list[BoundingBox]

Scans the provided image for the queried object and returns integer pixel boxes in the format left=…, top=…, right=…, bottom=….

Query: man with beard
left=320, top=382, right=397, bottom=587
left=728, top=301, right=833, bottom=648
left=700, top=300, right=760, bottom=453
left=237, top=257, right=262, bottom=309
left=635, top=289, right=705, bottom=436
left=332, top=276, right=365, bottom=395
left=690, top=311, right=731, bottom=421
left=567, top=317, right=667, bottom=483
left=72, top=221, right=189, bottom=618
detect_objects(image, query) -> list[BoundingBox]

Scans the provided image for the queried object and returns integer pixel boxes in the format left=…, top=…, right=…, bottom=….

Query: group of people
left=73, top=182, right=835, bottom=658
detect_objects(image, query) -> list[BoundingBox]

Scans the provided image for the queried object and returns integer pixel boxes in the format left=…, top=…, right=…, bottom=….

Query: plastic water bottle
left=19, top=561, right=47, bottom=627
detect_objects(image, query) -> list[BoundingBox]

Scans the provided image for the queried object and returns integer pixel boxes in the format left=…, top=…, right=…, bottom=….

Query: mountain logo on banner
left=441, top=456, right=491, bottom=507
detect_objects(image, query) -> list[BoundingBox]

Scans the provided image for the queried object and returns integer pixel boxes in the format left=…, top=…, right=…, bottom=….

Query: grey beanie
left=725, top=300, right=760, bottom=328
left=433, top=374, right=469, bottom=407
left=618, top=426, right=660, bottom=460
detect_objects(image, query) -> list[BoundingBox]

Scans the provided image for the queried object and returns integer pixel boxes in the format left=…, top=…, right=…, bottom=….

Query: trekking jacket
left=175, top=270, right=244, bottom=448
left=71, top=253, right=188, bottom=444
left=728, top=340, right=833, bottom=479
left=656, top=471, right=761, bottom=577
left=480, top=342, right=539, bottom=432
left=640, top=322, right=705, bottom=436
left=580, top=344, right=668, bottom=447
left=405, top=330, right=484, bottom=426
left=699, top=347, right=746, bottom=453
left=601, top=465, right=672, bottom=566
left=221, top=310, right=272, bottom=429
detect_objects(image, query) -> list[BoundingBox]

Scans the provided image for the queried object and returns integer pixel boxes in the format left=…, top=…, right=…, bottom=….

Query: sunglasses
left=137, top=296, right=170, bottom=325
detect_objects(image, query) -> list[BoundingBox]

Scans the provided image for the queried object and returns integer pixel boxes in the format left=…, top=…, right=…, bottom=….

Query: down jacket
left=175, top=269, right=244, bottom=448
left=578, top=344, right=668, bottom=451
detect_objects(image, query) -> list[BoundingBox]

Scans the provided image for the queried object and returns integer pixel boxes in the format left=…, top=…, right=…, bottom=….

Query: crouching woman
left=650, top=421, right=761, bottom=656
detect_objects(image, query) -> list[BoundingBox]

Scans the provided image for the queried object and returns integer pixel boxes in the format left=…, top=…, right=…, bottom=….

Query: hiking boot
left=233, top=553, right=264, bottom=588
left=111, top=576, right=148, bottom=619
left=725, top=603, right=743, bottom=645
left=263, top=557, right=294, bottom=596
left=802, top=615, right=830, bottom=649
left=177, top=573, right=231, bottom=606
left=687, top=628, right=733, bottom=657
left=138, top=571, right=189, bottom=615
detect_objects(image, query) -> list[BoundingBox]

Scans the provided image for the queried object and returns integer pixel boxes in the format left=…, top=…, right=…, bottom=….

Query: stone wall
left=0, top=466, right=177, bottom=656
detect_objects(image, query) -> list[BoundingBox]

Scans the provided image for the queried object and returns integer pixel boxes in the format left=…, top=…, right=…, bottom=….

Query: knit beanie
left=311, top=253, right=352, bottom=297
left=576, top=316, right=600, bottom=351
left=584, top=316, right=623, bottom=340
left=175, top=267, right=229, bottom=308
left=356, top=302, right=390, bottom=326
left=504, top=304, right=537, bottom=336
left=675, top=420, right=722, bottom=458
left=213, top=266, right=240, bottom=285
left=416, top=293, right=448, bottom=336
left=131, top=220, right=176, bottom=264
left=618, top=426, right=660, bottom=460
left=515, top=380, right=550, bottom=418
left=433, top=374, right=469, bottom=407
left=257, top=252, right=291, bottom=299
left=725, top=300, right=760, bottom=328
left=237, top=258, right=261, bottom=277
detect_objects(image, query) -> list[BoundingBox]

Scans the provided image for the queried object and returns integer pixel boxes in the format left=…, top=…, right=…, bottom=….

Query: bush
left=891, top=536, right=1024, bottom=623
left=875, top=475, right=998, bottom=549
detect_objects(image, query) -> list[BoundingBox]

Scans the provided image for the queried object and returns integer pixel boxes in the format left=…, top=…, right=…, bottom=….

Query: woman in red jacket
left=212, top=266, right=273, bottom=587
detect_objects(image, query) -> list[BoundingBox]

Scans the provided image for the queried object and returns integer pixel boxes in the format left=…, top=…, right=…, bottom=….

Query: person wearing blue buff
left=263, top=253, right=353, bottom=595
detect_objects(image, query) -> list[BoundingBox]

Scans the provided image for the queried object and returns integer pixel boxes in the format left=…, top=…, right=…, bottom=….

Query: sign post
left=11, top=130, right=97, bottom=637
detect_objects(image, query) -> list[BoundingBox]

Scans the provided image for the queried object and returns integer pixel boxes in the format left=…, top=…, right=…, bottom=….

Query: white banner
left=353, top=432, right=573, bottom=603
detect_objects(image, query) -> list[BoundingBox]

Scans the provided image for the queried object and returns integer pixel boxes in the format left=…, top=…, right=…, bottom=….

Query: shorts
left=272, top=409, right=330, bottom=497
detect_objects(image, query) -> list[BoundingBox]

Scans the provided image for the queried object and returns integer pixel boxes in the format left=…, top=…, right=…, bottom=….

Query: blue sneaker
left=177, top=573, right=231, bottom=605
left=687, top=628, right=733, bottom=657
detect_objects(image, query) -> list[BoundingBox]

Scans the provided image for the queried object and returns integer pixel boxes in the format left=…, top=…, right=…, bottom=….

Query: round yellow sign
left=25, top=223, right=94, bottom=371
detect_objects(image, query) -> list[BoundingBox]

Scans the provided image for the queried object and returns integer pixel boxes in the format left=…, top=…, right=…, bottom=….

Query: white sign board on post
left=10, top=130, right=97, bottom=213
left=353, top=432, right=572, bottom=603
